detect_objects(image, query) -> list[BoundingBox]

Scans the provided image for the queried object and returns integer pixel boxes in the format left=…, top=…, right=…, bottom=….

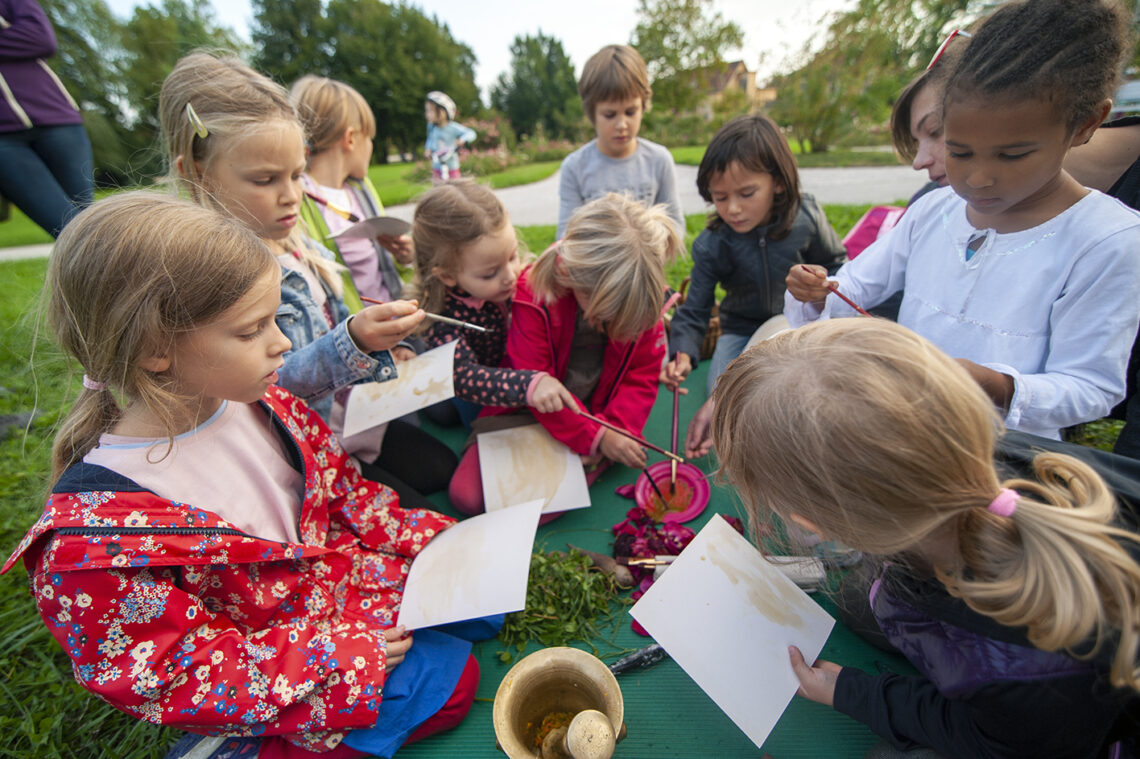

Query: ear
left=138, top=354, right=171, bottom=373
left=341, top=126, right=357, bottom=151
left=787, top=512, right=825, bottom=540
left=432, top=265, right=457, bottom=288
left=1072, top=98, right=1112, bottom=147
left=175, top=154, right=188, bottom=178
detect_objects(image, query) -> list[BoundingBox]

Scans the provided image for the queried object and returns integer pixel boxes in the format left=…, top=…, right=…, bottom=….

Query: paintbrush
left=799, top=265, right=874, bottom=317
left=573, top=409, right=684, bottom=463
left=643, top=467, right=668, bottom=505
left=304, top=190, right=360, bottom=223
left=359, top=295, right=489, bottom=333
left=670, top=386, right=680, bottom=493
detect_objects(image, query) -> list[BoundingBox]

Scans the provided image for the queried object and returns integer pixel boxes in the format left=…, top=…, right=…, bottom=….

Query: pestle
left=539, top=710, right=616, bottom=759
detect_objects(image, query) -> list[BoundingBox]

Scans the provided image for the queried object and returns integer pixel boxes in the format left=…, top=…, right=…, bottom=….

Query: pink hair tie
left=987, top=488, right=1018, bottom=517
left=82, top=375, right=107, bottom=392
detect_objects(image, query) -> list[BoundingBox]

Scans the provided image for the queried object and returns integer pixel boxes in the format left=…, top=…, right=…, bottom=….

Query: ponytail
left=947, top=452, right=1140, bottom=690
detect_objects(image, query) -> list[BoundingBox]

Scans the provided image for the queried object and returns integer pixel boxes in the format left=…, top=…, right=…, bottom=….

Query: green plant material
left=496, top=549, right=631, bottom=663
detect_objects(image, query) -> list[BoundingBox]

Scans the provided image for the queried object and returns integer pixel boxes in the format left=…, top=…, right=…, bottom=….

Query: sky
left=104, top=0, right=854, bottom=100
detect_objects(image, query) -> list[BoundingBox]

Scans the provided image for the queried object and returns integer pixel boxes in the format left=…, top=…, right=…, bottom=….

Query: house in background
left=699, top=60, right=776, bottom=119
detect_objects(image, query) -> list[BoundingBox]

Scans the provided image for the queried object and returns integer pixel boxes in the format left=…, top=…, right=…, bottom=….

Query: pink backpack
left=843, top=205, right=905, bottom=259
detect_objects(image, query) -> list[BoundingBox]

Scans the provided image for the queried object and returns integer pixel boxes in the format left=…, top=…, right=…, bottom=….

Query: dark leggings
left=356, top=418, right=458, bottom=511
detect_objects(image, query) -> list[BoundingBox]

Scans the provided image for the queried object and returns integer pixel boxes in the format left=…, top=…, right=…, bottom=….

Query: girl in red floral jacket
left=2, top=193, right=483, bottom=759
left=448, top=192, right=683, bottom=515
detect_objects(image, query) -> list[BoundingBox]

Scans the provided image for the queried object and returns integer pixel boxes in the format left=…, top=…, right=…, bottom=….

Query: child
left=662, top=113, right=846, bottom=396
left=448, top=193, right=683, bottom=515
left=423, top=91, right=475, bottom=182
left=3, top=193, right=481, bottom=759
left=408, top=180, right=577, bottom=430
left=557, top=44, right=683, bottom=237
left=292, top=74, right=413, bottom=305
left=712, top=317, right=1140, bottom=758
left=160, top=53, right=456, bottom=506
left=785, top=0, right=1140, bottom=442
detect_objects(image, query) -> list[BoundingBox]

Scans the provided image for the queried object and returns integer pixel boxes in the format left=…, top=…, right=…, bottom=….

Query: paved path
left=0, top=165, right=926, bottom=261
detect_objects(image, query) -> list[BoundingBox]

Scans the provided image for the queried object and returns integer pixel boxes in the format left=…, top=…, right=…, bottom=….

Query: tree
left=768, top=0, right=974, bottom=153
left=250, top=0, right=325, bottom=86
left=630, top=0, right=743, bottom=113
left=490, top=32, right=581, bottom=140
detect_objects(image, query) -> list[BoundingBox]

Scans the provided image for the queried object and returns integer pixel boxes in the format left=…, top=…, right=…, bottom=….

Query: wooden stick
left=304, top=190, right=360, bottom=223
left=574, top=409, right=685, bottom=463
left=359, top=296, right=489, bottom=333
left=670, top=387, right=680, bottom=492
left=799, top=265, right=874, bottom=318
left=644, top=467, right=668, bottom=504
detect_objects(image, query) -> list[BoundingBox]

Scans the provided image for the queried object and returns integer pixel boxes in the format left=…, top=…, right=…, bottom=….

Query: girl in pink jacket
left=448, top=193, right=682, bottom=515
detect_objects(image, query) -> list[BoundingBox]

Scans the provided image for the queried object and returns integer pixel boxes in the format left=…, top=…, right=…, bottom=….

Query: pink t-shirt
left=315, top=183, right=390, bottom=303
left=83, top=401, right=303, bottom=544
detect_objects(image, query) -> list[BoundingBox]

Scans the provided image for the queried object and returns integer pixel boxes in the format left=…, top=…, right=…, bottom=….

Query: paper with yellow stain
left=478, top=423, right=590, bottom=514
left=342, top=341, right=457, bottom=438
left=397, top=499, right=544, bottom=630
left=630, top=514, right=835, bottom=750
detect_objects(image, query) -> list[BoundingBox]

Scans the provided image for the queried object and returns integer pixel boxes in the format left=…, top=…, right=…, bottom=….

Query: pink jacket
left=483, top=265, right=669, bottom=455
left=2, top=386, right=454, bottom=754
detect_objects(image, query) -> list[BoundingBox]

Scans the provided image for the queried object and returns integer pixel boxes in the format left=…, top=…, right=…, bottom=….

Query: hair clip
left=185, top=102, right=209, bottom=139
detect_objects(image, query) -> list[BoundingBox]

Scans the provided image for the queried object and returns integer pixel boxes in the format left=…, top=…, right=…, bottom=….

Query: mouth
left=931, top=173, right=948, bottom=186
left=969, top=196, right=1002, bottom=210
left=279, top=214, right=297, bottom=227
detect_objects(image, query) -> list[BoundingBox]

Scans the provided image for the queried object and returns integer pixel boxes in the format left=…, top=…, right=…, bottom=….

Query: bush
left=467, top=113, right=518, bottom=152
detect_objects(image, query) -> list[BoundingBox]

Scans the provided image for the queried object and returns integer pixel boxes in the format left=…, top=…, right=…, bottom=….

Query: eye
left=947, top=150, right=971, bottom=159
left=1000, top=152, right=1031, bottom=160
left=740, top=189, right=756, bottom=198
left=711, top=194, right=727, bottom=203
left=252, top=178, right=273, bottom=186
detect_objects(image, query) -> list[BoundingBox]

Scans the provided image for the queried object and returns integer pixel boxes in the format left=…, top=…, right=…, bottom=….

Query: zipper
left=758, top=230, right=771, bottom=315
left=56, top=526, right=248, bottom=538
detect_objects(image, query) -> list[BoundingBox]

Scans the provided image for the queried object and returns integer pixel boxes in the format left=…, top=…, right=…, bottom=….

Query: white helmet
left=426, top=91, right=457, bottom=121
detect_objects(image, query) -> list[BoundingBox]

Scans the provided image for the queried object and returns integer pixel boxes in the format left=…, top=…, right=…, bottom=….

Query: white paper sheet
left=630, top=514, right=835, bottom=750
left=341, top=341, right=457, bottom=438
left=478, top=423, right=590, bottom=514
left=330, top=215, right=410, bottom=240
left=397, top=499, right=543, bottom=630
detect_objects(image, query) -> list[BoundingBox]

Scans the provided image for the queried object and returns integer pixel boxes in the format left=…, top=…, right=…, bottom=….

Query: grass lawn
left=670, top=144, right=903, bottom=168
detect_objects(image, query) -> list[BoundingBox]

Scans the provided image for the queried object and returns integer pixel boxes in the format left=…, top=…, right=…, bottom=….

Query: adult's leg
left=0, top=127, right=82, bottom=237
left=33, top=123, right=94, bottom=215
left=374, top=418, right=459, bottom=495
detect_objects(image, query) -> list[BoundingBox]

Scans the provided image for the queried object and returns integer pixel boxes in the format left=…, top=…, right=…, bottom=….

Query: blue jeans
left=0, top=123, right=93, bottom=237
left=707, top=331, right=752, bottom=395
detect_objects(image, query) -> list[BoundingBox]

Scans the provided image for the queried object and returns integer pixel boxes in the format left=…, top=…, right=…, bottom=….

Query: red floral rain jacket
left=1, top=386, right=453, bottom=753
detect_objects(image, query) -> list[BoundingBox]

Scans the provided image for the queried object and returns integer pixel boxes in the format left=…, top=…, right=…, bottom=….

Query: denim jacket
left=275, top=247, right=396, bottom=420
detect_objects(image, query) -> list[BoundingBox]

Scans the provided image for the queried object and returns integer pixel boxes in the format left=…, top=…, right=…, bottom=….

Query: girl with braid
left=785, top=0, right=1140, bottom=442
left=714, top=318, right=1140, bottom=758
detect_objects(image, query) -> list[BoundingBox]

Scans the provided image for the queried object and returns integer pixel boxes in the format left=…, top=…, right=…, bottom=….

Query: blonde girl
left=4, top=193, right=479, bottom=759
left=448, top=192, right=682, bottom=515
left=713, top=318, right=1140, bottom=758
left=408, top=180, right=575, bottom=431
left=159, top=52, right=458, bottom=507
left=291, top=74, right=413, bottom=305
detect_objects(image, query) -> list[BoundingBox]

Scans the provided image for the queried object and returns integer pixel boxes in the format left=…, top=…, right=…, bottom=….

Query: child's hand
left=530, top=376, right=578, bottom=414
left=378, top=233, right=414, bottom=266
left=599, top=429, right=647, bottom=470
left=348, top=300, right=426, bottom=353
left=786, top=264, right=833, bottom=305
left=955, top=358, right=1015, bottom=413
left=788, top=646, right=842, bottom=707
left=660, top=353, right=692, bottom=388
left=392, top=346, right=416, bottom=362
left=684, top=397, right=715, bottom=459
left=384, top=626, right=413, bottom=672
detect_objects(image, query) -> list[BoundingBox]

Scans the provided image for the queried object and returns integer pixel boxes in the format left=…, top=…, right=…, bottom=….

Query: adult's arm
left=0, top=0, right=58, bottom=61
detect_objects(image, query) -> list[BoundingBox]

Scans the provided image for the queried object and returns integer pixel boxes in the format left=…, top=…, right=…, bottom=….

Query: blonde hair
left=529, top=194, right=680, bottom=343
left=290, top=74, right=376, bottom=154
left=407, top=180, right=512, bottom=320
left=712, top=318, right=1140, bottom=691
left=47, top=192, right=276, bottom=482
left=578, top=44, right=652, bottom=124
left=158, top=51, right=342, bottom=295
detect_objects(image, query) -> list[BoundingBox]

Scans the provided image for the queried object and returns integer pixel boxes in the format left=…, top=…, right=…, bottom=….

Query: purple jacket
left=834, top=567, right=1140, bottom=758
left=0, top=0, right=81, bottom=132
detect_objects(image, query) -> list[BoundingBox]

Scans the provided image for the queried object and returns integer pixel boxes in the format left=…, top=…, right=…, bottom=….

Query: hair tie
left=987, top=488, right=1018, bottom=517
left=185, top=102, right=209, bottom=139
left=82, top=375, right=107, bottom=392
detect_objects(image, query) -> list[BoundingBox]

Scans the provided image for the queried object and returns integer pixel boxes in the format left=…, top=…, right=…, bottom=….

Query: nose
left=281, top=178, right=300, bottom=207
left=966, top=168, right=993, bottom=189
left=912, top=145, right=933, bottom=171
left=270, top=323, right=292, bottom=356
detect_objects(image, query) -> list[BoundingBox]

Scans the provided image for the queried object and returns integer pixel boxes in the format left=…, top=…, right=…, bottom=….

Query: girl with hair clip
left=448, top=193, right=683, bottom=516
left=786, top=0, right=1140, bottom=443
left=159, top=53, right=457, bottom=508
left=407, top=180, right=577, bottom=431
left=2, top=193, right=484, bottom=759
left=712, top=318, right=1140, bottom=759
left=291, top=74, right=413, bottom=305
